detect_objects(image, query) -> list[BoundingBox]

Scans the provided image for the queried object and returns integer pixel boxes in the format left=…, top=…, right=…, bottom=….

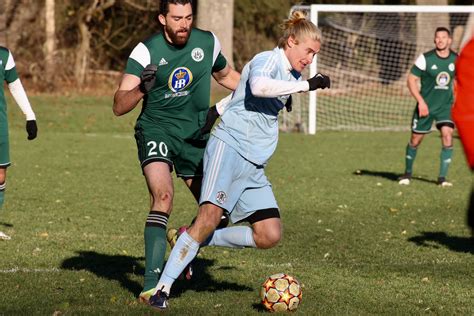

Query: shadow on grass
left=353, top=169, right=437, bottom=184
left=171, top=259, right=253, bottom=297
left=61, top=251, right=253, bottom=298
left=61, top=251, right=145, bottom=297
left=0, top=221, right=13, bottom=227
left=408, top=231, right=474, bottom=254
left=252, top=303, right=267, bottom=312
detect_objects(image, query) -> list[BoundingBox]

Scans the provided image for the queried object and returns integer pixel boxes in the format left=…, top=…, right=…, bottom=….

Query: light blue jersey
left=213, top=47, right=301, bottom=166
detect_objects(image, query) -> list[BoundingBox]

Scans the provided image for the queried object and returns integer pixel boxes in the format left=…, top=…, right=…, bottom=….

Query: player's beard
left=165, top=25, right=191, bottom=46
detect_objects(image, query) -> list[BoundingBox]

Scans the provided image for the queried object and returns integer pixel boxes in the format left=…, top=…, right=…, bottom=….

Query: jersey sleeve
left=211, top=32, right=227, bottom=73
left=410, top=53, right=426, bottom=77
left=125, top=42, right=151, bottom=77
left=4, top=50, right=19, bottom=83
left=249, top=52, right=279, bottom=79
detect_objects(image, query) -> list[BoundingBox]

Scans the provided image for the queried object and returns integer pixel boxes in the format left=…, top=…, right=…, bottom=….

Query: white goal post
left=283, top=5, right=474, bottom=134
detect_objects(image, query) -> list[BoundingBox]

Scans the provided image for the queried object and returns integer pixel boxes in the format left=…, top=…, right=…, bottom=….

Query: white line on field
left=85, top=133, right=132, bottom=139
left=0, top=267, right=61, bottom=273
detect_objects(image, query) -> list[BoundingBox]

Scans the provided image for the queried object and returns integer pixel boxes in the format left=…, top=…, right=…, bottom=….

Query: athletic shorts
left=411, top=104, right=455, bottom=133
left=134, top=126, right=207, bottom=178
left=0, top=135, right=10, bottom=167
left=200, top=136, right=279, bottom=224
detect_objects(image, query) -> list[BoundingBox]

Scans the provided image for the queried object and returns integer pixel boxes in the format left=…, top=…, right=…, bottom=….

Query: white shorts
left=200, top=136, right=279, bottom=224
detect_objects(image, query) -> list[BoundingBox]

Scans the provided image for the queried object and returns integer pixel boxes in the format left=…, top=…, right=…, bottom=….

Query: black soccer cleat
left=148, top=289, right=169, bottom=311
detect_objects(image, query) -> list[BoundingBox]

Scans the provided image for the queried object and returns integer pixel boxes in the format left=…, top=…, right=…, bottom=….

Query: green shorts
left=411, top=104, right=455, bottom=134
left=0, top=135, right=10, bottom=167
left=134, top=126, right=207, bottom=178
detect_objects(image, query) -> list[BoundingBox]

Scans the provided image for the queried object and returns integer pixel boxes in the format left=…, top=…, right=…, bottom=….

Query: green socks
left=439, top=146, right=453, bottom=178
left=405, top=144, right=418, bottom=174
left=143, top=210, right=169, bottom=292
left=0, top=182, right=5, bottom=209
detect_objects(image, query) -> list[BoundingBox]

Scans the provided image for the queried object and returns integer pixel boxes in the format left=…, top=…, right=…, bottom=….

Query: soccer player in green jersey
left=0, top=47, right=38, bottom=240
left=399, top=27, right=457, bottom=187
left=112, top=0, right=239, bottom=302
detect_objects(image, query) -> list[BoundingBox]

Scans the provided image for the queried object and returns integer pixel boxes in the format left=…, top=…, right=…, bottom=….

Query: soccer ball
left=260, top=273, right=302, bottom=312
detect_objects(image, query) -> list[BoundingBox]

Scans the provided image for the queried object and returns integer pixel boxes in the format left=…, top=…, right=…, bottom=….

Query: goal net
left=281, top=5, right=474, bottom=134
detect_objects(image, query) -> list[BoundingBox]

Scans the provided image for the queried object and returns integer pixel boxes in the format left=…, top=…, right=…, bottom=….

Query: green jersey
left=125, top=28, right=227, bottom=140
left=410, top=49, right=457, bottom=110
left=0, top=47, right=19, bottom=136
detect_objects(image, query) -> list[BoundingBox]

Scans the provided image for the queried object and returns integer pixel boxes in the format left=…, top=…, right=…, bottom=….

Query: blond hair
left=278, top=11, right=321, bottom=48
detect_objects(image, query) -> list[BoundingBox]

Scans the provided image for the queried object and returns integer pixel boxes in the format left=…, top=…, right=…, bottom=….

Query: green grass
left=0, top=95, right=473, bottom=315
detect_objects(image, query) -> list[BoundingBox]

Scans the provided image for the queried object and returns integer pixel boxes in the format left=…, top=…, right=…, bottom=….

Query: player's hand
left=418, top=101, right=429, bottom=117
left=26, top=120, right=37, bottom=140
left=139, top=64, right=158, bottom=94
left=284, top=95, right=293, bottom=112
left=201, top=105, right=220, bottom=134
left=307, top=73, right=330, bottom=91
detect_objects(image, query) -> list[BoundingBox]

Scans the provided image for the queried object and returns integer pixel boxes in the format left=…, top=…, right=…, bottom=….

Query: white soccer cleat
left=439, top=181, right=453, bottom=187
left=0, top=231, right=11, bottom=240
left=437, top=177, right=453, bottom=187
left=398, top=173, right=411, bottom=185
left=398, top=178, right=411, bottom=185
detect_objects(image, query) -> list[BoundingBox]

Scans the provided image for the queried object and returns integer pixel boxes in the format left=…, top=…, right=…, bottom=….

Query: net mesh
left=281, top=7, right=474, bottom=132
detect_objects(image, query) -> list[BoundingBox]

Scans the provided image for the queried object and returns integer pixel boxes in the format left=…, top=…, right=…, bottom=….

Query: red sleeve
left=452, top=37, right=474, bottom=170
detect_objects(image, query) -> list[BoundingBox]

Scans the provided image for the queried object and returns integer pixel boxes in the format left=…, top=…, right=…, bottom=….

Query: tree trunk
left=0, top=2, right=7, bottom=45
left=196, top=0, right=234, bottom=68
left=45, top=0, right=56, bottom=89
left=74, top=0, right=115, bottom=87
left=75, top=19, right=91, bottom=86
left=416, top=0, right=449, bottom=55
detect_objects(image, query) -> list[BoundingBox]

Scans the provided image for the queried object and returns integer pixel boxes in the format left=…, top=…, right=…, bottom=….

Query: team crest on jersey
left=435, top=71, right=450, bottom=89
left=448, top=63, right=455, bottom=71
left=168, top=67, right=193, bottom=93
left=191, top=48, right=204, bottom=62
left=216, top=191, right=227, bottom=205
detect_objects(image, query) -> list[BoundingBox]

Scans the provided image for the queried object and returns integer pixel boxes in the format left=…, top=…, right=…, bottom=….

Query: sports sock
left=143, top=210, right=168, bottom=292
left=156, top=231, right=200, bottom=295
left=405, top=143, right=417, bottom=174
left=202, top=226, right=256, bottom=248
left=0, top=181, right=5, bottom=209
left=439, top=146, right=453, bottom=178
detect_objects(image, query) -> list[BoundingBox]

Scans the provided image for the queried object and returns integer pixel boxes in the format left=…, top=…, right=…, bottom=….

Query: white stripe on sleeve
left=414, top=54, right=426, bottom=71
left=211, top=32, right=222, bottom=66
left=6, top=50, right=15, bottom=71
left=129, top=42, right=151, bottom=68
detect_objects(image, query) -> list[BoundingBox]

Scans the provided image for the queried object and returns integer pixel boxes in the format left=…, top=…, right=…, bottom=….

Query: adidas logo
left=431, top=64, right=438, bottom=70
left=159, top=58, right=168, bottom=66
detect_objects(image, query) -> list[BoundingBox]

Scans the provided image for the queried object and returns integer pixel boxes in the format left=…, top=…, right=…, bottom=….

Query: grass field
left=0, top=95, right=473, bottom=315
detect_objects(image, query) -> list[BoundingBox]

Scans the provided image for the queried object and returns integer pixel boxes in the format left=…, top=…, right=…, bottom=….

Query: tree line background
left=0, top=0, right=471, bottom=92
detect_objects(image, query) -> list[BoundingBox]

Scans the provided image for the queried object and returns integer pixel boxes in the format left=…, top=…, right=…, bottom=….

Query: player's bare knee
left=255, top=229, right=281, bottom=249
left=151, top=189, right=173, bottom=210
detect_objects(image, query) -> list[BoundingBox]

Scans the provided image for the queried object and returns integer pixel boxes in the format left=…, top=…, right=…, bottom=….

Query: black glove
left=201, top=105, right=220, bottom=134
left=307, top=73, right=330, bottom=91
left=139, top=64, right=158, bottom=94
left=284, top=95, right=293, bottom=112
left=26, top=120, right=37, bottom=140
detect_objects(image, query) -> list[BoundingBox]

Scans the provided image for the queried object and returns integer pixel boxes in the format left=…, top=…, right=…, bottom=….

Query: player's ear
left=287, top=36, right=297, bottom=48
left=158, top=14, right=166, bottom=27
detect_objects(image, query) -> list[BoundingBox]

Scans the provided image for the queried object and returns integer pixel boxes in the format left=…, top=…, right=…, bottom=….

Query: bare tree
left=45, top=0, right=56, bottom=89
left=416, top=0, right=449, bottom=55
left=74, top=0, right=116, bottom=87
left=196, top=0, right=234, bottom=67
left=0, top=1, right=8, bottom=45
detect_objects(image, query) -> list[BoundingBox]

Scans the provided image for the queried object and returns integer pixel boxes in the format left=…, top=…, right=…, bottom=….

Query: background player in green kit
left=0, top=47, right=38, bottom=240
left=112, top=0, right=240, bottom=302
left=399, top=27, right=457, bottom=187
